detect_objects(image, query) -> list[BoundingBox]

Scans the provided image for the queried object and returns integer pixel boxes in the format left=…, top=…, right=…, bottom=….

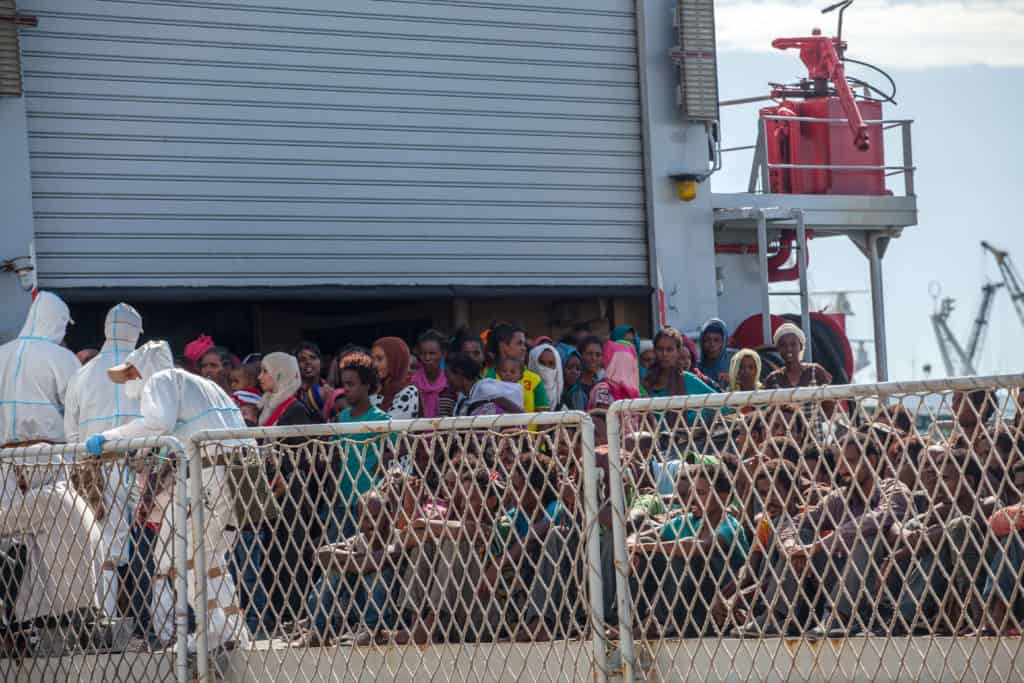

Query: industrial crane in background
left=930, top=240, right=1022, bottom=377
left=982, top=241, right=1024, bottom=329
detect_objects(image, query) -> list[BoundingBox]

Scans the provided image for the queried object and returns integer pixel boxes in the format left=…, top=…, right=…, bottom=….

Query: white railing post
left=582, top=415, right=610, bottom=683
left=605, top=405, right=636, bottom=683
left=189, top=450, right=210, bottom=681
left=172, top=444, right=191, bottom=683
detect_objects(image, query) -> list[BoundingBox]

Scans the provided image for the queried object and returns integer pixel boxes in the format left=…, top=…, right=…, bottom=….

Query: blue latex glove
left=85, top=434, right=107, bottom=456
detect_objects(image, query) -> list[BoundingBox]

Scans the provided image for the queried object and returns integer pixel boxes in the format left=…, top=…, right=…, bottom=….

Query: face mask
left=124, top=378, right=145, bottom=401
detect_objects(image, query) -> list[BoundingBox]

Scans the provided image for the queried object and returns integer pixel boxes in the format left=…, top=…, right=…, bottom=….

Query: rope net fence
left=605, top=374, right=1024, bottom=682
left=188, top=412, right=608, bottom=682
left=0, top=437, right=188, bottom=682
left=2, top=377, right=1024, bottom=682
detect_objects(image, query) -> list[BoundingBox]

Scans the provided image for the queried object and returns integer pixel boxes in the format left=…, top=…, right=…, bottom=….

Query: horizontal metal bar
left=719, top=95, right=774, bottom=107
left=766, top=163, right=914, bottom=171
left=760, top=115, right=913, bottom=124
left=721, top=145, right=756, bottom=153
left=0, top=435, right=187, bottom=460
left=606, top=372, right=1024, bottom=416
left=191, top=410, right=591, bottom=445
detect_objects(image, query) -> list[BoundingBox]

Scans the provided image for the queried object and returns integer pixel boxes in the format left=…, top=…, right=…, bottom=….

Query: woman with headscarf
left=528, top=343, right=564, bottom=412
left=259, top=352, right=312, bottom=428
left=557, top=344, right=583, bottom=410
left=255, top=352, right=317, bottom=632
left=763, top=323, right=831, bottom=389
left=610, top=325, right=640, bottom=356
left=370, top=337, right=421, bottom=419
left=587, top=341, right=642, bottom=412
left=728, top=349, right=763, bottom=393
left=697, top=318, right=735, bottom=388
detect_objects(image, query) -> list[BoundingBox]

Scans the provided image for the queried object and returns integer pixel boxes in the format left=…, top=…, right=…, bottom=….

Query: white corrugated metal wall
left=19, top=0, right=648, bottom=292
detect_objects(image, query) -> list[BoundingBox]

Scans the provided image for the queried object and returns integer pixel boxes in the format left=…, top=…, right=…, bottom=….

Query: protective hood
left=18, top=291, right=73, bottom=344
left=124, top=340, right=174, bottom=383
left=104, top=303, right=143, bottom=346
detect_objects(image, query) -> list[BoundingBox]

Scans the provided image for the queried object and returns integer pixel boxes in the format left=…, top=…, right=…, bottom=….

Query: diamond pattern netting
left=2, top=382, right=1023, bottom=682
left=0, top=446, right=179, bottom=681
left=609, top=382, right=1024, bottom=682
left=191, top=418, right=607, bottom=682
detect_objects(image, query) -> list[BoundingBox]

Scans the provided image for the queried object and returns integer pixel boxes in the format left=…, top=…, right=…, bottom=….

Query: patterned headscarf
left=373, top=337, right=412, bottom=411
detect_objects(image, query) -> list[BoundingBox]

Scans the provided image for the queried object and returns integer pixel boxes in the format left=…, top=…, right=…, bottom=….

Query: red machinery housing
left=760, top=31, right=887, bottom=195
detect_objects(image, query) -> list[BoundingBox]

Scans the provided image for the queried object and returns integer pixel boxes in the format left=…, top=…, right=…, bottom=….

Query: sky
left=710, top=0, right=1024, bottom=381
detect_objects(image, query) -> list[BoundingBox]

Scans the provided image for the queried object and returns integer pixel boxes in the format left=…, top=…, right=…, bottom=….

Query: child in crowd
left=231, top=389, right=262, bottom=427
left=229, top=361, right=261, bottom=395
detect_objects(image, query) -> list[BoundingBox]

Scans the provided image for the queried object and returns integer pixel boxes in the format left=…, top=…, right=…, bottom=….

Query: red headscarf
left=603, top=341, right=641, bottom=401
left=373, top=336, right=411, bottom=411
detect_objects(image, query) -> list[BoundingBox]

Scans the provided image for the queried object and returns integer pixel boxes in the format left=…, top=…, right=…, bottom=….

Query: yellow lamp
left=675, top=179, right=698, bottom=201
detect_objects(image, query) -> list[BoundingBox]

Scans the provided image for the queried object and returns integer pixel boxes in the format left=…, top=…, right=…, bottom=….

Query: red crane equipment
left=759, top=2, right=888, bottom=195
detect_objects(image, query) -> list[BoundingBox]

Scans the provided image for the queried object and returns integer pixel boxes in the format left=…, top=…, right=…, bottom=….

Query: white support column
left=0, top=93, right=35, bottom=341
left=757, top=214, right=771, bottom=345
left=635, top=0, right=718, bottom=334
left=795, top=211, right=813, bottom=361
left=868, top=233, right=889, bottom=381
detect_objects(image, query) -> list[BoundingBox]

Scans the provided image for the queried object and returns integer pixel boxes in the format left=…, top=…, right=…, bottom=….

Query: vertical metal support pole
left=757, top=212, right=772, bottom=345
left=748, top=122, right=765, bottom=193
left=582, top=417, right=608, bottom=683
left=868, top=234, right=889, bottom=381
left=189, top=453, right=210, bottom=681
left=795, top=210, right=812, bottom=361
left=173, top=451, right=191, bottom=683
left=759, top=117, right=770, bottom=193
left=901, top=121, right=915, bottom=197
left=605, top=407, right=635, bottom=683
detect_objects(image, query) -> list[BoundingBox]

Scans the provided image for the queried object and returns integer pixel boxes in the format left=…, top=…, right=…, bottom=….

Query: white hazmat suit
left=0, top=292, right=80, bottom=447
left=0, top=453, right=103, bottom=624
left=96, top=340, right=252, bottom=651
left=64, top=303, right=144, bottom=618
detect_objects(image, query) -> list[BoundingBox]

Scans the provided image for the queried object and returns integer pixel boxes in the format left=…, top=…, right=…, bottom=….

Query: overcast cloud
left=715, top=1, right=1024, bottom=68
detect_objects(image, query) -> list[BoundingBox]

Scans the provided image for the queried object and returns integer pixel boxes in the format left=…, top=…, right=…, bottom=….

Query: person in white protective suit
left=0, top=453, right=103, bottom=639
left=0, top=291, right=80, bottom=447
left=63, top=303, right=144, bottom=624
left=84, top=340, right=253, bottom=651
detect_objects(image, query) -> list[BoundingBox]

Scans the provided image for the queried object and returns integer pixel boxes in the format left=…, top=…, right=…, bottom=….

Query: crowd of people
left=0, top=291, right=1021, bottom=658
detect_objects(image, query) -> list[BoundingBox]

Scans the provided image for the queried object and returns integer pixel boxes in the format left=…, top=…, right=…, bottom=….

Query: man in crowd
left=198, top=345, right=235, bottom=394
left=882, top=447, right=989, bottom=634
left=628, top=463, right=749, bottom=638
left=740, top=425, right=912, bottom=637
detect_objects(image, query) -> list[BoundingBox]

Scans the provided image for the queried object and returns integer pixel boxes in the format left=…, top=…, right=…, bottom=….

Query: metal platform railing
left=734, top=114, right=916, bottom=197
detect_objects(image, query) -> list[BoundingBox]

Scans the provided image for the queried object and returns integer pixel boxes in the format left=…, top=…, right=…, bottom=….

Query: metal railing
left=739, top=114, right=915, bottom=197
left=0, top=437, right=190, bottom=683
left=3, top=374, right=1024, bottom=681
left=605, top=373, right=1024, bottom=682
left=187, top=411, right=608, bottom=683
